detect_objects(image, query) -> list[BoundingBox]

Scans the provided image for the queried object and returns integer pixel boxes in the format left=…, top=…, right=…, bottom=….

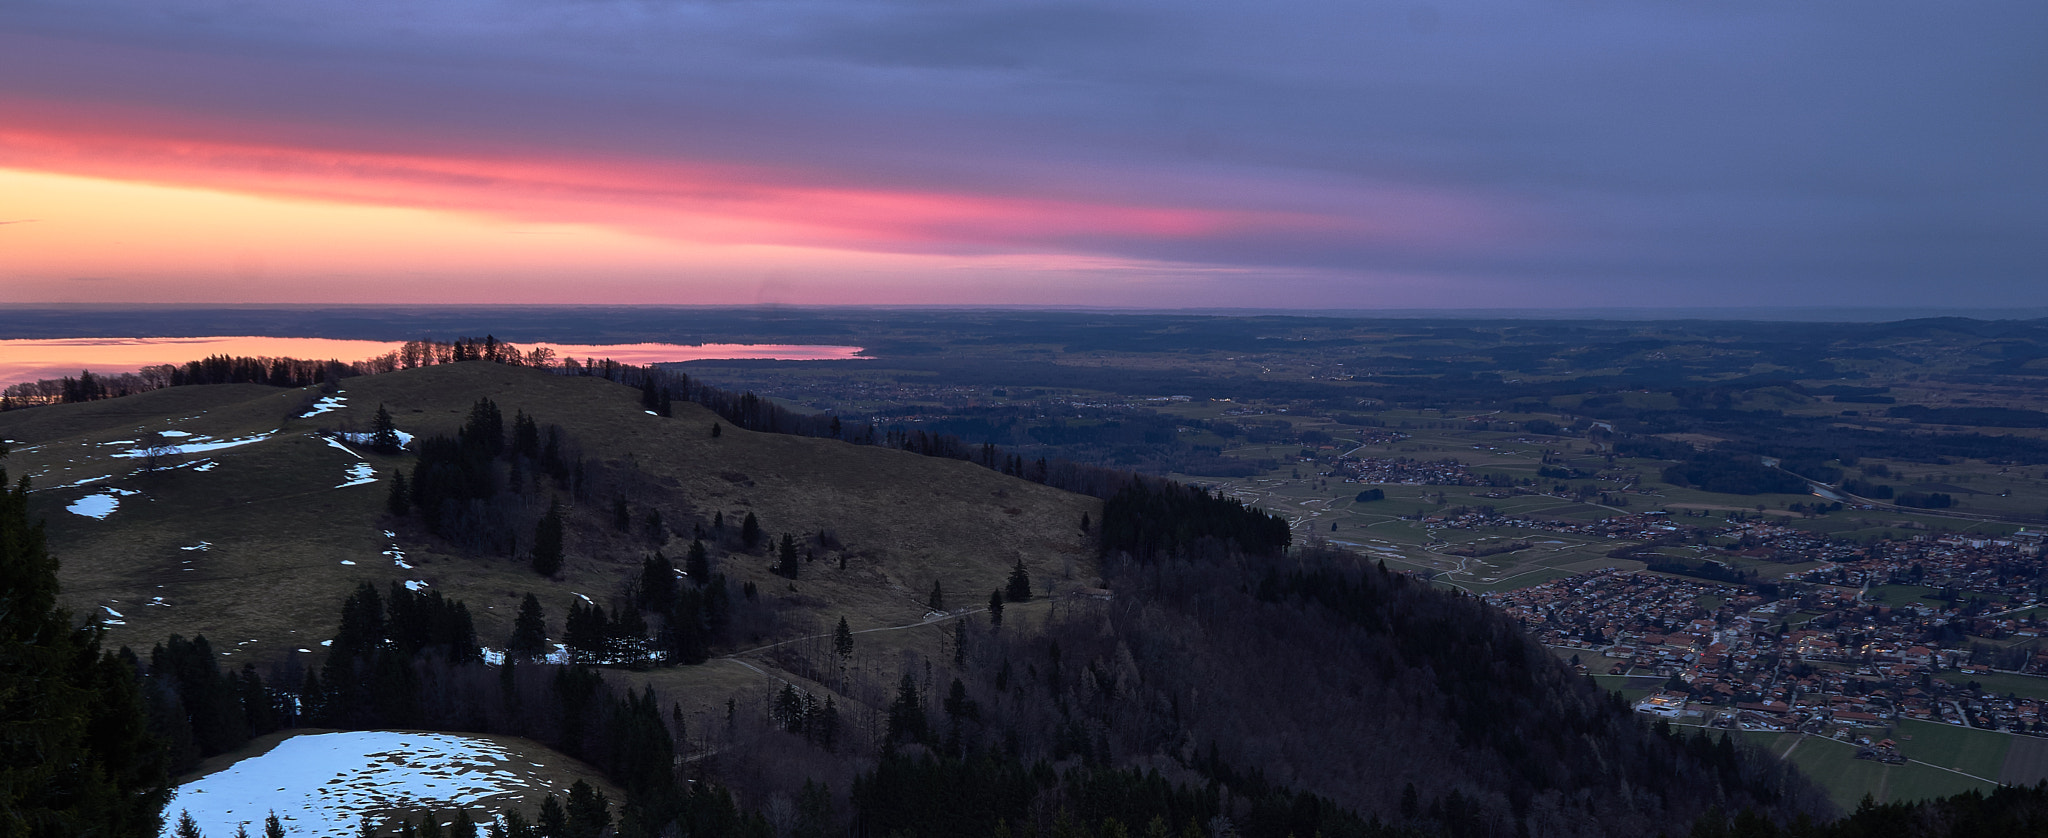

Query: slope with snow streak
left=162, top=731, right=577, bottom=838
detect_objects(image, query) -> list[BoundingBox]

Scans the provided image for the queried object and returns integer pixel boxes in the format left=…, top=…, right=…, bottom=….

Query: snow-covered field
left=163, top=731, right=577, bottom=838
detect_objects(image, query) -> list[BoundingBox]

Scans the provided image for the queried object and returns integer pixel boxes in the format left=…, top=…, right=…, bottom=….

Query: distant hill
left=5, top=361, right=1096, bottom=660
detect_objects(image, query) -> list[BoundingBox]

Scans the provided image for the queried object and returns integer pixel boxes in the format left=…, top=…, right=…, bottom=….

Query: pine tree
left=265, top=811, right=287, bottom=838
left=537, top=795, right=568, bottom=838
left=611, top=498, right=631, bottom=532
left=741, top=512, right=762, bottom=550
left=775, top=533, right=799, bottom=578
left=885, top=672, right=928, bottom=744
left=531, top=499, right=564, bottom=577
left=509, top=594, right=548, bottom=660
left=639, top=552, right=677, bottom=613
left=175, top=810, right=204, bottom=838
left=563, top=599, right=610, bottom=663
left=369, top=403, right=403, bottom=454
left=988, top=590, right=1004, bottom=627
left=565, top=780, right=611, bottom=838
left=512, top=411, right=541, bottom=459
left=462, top=397, right=505, bottom=456
left=1, top=453, right=172, bottom=835
left=1005, top=559, right=1033, bottom=602
left=927, top=580, right=945, bottom=612
left=834, top=617, right=854, bottom=661
left=686, top=538, right=710, bottom=583
left=387, top=471, right=411, bottom=516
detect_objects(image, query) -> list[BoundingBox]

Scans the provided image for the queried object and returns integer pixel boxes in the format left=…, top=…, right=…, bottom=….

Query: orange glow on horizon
left=0, top=336, right=866, bottom=388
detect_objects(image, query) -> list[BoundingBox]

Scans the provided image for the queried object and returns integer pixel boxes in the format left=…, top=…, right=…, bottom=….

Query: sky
left=0, top=1, right=2042, bottom=309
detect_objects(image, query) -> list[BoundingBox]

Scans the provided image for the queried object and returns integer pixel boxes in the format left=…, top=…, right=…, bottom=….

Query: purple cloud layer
left=1, top=0, right=2042, bottom=307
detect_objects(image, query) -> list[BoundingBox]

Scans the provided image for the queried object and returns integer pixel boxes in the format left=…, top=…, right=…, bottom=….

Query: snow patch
left=67, top=492, right=124, bottom=519
left=336, top=462, right=378, bottom=489
left=341, top=430, right=416, bottom=449
left=403, top=580, right=429, bottom=591
left=303, top=394, right=347, bottom=416
left=181, top=541, right=212, bottom=552
left=111, top=432, right=274, bottom=459
left=38, top=474, right=111, bottom=491
left=339, top=560, right=356, bottom=566
left=158, top=430, right=194, bottom=438
left=160, top=731, right=566, bottom=838
left=102, top=605, right=125, bottom=618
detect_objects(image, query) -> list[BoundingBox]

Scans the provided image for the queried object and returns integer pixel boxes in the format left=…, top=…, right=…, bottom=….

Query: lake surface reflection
left=0, top=336, right=865, bottom=387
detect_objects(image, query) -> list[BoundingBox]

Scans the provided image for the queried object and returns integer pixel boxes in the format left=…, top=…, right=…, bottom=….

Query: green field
left=1738, top=729, right=1994, bottom=812
left=1866, top=584, right=1949, bottom=607
left=1937, top=670, right=2048, bottom=702
left=1892, top=718, right=2012, bottom=780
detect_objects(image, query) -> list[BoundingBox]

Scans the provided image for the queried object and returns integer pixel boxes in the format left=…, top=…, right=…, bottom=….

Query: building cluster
left=1480, top=524, right=2048, bottom=740
left=1331, top=456, right=1477, bottom=486
left=1419, top=509, right=1688, bottom=540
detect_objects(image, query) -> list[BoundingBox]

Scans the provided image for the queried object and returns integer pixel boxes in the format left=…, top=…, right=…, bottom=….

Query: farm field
left=1736, top=728, right=1994, bottom=812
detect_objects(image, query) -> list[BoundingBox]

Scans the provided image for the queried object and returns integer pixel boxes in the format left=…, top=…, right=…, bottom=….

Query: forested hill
left=943, top=539, right=1837, bottom=837
left=3, top=359, right=1839, bottom=837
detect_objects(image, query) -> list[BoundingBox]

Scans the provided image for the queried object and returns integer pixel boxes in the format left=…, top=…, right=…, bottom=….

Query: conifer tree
left=639, top=552, right=677, bottom=613
left=885, top=672, right=928, bottom=744
left=511, top=411, right=541, bottom=459
left=927, top=580, right=945, bottom=612
left=265, top=811, right=286, bottom=838
left=509, top=593, right=548, bottom=660
left=1005, top=559, right=1033, bottom=602
left=662, top=590, right=709, bottom=665
left=387, top=471, right=411, bottom=516
left=461, top=397, right=504, bottom=456
left=565, top=781, right=612, bottom=838
left=1, top=452, right=171, bottom=835
left=537, top=795, right=568, bottom=838
left=741, top=512, right=762, bottom=550
left=834, top=616, right=855, bottom=660
left=531, top=500, right=564, bottom=577
left=776, top=533, right=799, bottom=578
left=988, top=590, right=1004, bottom=627
left=369, top=404, right=403, bottom=454
left=686, top=538, right=710, bottom=583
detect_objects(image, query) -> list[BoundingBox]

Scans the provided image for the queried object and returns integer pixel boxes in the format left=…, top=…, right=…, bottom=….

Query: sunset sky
left=1, top=1, right=2041, bottom=309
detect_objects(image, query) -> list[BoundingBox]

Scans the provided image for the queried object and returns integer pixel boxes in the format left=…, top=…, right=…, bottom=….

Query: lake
left=0, top=336, right=865, bottom=388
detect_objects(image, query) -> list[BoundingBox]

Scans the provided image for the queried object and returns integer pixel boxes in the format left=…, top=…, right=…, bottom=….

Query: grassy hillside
left=5, top=362, right=1096, bottom=675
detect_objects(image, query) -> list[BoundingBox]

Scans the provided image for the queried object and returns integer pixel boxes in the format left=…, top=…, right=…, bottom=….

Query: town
left=1480, top=515, right=2048, bottom=742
